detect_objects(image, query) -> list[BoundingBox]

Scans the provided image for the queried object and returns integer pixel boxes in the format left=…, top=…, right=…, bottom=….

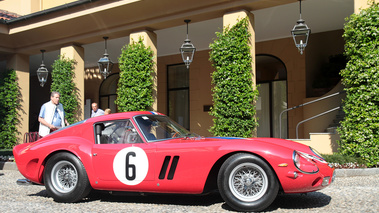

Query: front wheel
left=44, top=152, right=92, bottom=202
left=218, top=153, right=279, bottom=212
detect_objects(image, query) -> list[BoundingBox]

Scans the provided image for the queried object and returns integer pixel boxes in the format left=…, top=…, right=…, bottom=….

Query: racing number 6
left=113, top=147, right=149, bottom=185
left=125, top=152, right=136, bottom=180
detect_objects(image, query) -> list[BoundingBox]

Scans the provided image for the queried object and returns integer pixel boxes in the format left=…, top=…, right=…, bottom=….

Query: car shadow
left=29, top=189, right=331, bottom=212
left=265, top=192, right=332, bottom=211
left=86, top=190, right=226, bottom=207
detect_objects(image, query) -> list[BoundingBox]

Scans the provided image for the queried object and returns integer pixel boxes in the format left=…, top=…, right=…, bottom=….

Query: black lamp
left=98, top=36, right=114, bottom=79
left=291, top=0, right=311, bottom=55
left=179, top=20, right=196, bottom=69
left=37, top=50, right=48, bottom=87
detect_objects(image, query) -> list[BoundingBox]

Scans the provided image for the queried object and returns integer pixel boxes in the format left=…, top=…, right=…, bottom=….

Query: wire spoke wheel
left=218, top=153, right=279, bottom=212
left=229, top=162, right=268, bottom=202
left=51, top=160, right=78, bottom=193
left=44, top=152, right=92, bottom=203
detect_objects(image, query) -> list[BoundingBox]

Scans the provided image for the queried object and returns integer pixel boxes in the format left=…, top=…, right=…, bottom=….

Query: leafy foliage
left=338, top=2, right=379, bottom=167
left=116, top=38, right=155, bottom=112
left=209, top=17, right=259, bottom=137
left=0, top=69, right=21, bottom=148
left=50, top=55, right=79, bottom=125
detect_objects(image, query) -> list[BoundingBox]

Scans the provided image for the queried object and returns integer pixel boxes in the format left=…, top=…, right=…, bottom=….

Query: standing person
left=91, top=102, right=104, bottom=117
left=38, top=91, right=69, bottom=137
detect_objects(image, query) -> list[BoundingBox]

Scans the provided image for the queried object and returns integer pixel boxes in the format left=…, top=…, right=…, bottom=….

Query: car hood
left=203, top=136, right=312, bottom=153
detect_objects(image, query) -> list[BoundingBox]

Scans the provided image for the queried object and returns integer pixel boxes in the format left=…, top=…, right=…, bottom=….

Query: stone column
left=7, top=54, right=29, bottom=144
left=130, top=30, right=158, bottom=111
left=60, top=45, right=85, bottom=121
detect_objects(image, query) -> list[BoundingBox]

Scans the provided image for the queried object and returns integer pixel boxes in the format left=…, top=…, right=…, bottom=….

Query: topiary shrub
left=0, top=69, right=21, bottom=148
left=338, top=2, right=379, bottom=167
left=51, top=55, right=79, bottom=125
left=209, top=17, right=259, bottom=138
left=116, top=37, right=155, bottom=112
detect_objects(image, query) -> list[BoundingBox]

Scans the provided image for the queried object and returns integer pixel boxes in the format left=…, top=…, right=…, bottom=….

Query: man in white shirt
left=91, top=102, right=105, bottom=117
left=38, top=91, right=69, bottom=137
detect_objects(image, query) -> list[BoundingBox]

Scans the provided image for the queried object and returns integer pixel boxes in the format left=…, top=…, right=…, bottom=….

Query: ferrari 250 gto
left=13, top=111, right=335, bottom=211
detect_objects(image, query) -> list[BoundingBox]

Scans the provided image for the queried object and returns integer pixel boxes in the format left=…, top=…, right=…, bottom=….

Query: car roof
left=87, top=111, right=165, bottom=123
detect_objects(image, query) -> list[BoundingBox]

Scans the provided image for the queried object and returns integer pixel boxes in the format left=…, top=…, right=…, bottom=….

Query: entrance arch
left=256, top=54, right=287, bottom=138
left=99, top=73, right=119, bottom=114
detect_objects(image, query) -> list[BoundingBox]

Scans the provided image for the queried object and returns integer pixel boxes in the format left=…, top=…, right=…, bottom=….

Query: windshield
left=134, top=114, right=199, bottom=142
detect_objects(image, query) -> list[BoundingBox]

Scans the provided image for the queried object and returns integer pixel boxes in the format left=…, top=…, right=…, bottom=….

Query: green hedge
left=116, top=38, right=155, bottom=112
left=338, top=2, right=379, bottom=167
left=209, top=17, right=259, bottom=137
left=0, top=69, right=20, bottom=149
left=51, top=55, right=79, bottom=124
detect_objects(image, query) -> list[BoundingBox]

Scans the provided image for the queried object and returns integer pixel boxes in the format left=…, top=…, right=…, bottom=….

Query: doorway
left=256, top=55, right=287, bottom=138
left=99, top=73, right=119, bottom=114
left=167, top=64, right=189, bottom=130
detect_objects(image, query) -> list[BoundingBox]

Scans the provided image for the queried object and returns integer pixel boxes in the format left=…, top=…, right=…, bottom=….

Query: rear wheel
left=44, top=152, right=92, bottom=202
left=218, top=153, right=279, bottom=212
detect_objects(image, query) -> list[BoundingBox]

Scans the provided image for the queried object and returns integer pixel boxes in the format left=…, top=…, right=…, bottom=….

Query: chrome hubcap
left=51, top=160, right=78, bottom=193
left=229, top=162, right=268, bottom=202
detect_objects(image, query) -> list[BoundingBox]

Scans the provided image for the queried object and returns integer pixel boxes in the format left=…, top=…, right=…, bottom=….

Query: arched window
left=256, top=55, right=287, bottom=138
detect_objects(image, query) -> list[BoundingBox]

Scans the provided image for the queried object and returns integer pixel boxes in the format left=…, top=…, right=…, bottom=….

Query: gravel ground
left=0, top=170, right=378, bottom=213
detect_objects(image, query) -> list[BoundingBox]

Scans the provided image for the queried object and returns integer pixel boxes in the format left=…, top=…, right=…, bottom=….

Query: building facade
left=0, top=0, right=375, bottom=150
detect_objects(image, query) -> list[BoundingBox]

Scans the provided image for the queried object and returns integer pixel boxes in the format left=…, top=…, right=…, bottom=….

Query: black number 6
left=125, top=152, right=136, bottom=180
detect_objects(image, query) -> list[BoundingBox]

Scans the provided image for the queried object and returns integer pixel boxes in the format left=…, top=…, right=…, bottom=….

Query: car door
left=91, top=119, right=156, bottom=189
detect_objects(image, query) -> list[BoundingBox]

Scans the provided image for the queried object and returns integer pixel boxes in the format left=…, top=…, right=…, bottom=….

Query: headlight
left=293, top=151, right=319, bottom=174
left=310, top=147, right=327, bottom=164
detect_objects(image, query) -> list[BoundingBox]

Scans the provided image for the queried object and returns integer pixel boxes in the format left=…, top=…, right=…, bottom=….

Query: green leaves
left=209, top=17, right=258, bottom=138
left=116, top=37, right=155, bottom=112
left=338, top=2, right=379, bottom=167
left=51, top=55, right=78, bottom=125
left=0, top=69, right=20, bottom=149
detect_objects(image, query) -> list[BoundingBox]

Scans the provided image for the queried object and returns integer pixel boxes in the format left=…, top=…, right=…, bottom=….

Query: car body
left=13, top=111, right=335, bottom=212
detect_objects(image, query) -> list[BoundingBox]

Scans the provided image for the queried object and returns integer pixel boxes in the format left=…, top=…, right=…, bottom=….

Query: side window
left=95, top=120, right=143, bottom=144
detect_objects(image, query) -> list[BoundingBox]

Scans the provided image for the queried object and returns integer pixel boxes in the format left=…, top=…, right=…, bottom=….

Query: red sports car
left=13, top=111, right=335, bottom=212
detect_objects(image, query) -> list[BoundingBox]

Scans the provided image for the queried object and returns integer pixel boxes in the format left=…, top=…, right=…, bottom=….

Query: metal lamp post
left=179, top=19, right=196, bottom=69
left=98, top=36, right=114, bottom=79
left=291, top=0, right=311, bottom=55
left=36, top=50, right=49, bottom=87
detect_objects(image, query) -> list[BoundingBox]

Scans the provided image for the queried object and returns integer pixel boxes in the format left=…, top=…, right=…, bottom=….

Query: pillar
left=7, top=54, right=29, bottom=144
left=130, top=30, right=158, bottom=111
left=60, top=45, right=85, bottom=121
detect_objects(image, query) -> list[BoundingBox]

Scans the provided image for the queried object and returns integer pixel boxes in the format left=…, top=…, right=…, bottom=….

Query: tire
left=44, top=152, right=92, bottom=203
left=218, top=153, right=279, bottom=212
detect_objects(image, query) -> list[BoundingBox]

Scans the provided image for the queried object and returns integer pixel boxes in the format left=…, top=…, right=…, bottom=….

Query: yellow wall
left=0, top=0, right=38, bottom=15
left=355, top=0, right=379, bottom=13
left=41, top=0, right=77, bottom=10
left=293, top=132, right=340, bottom=155
left=0, top=0, right=77, bottom=15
